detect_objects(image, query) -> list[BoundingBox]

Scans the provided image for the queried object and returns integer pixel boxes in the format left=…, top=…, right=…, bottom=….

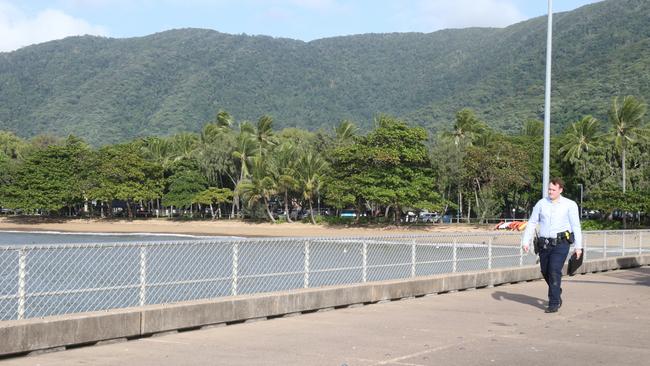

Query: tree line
left=0, top=96, right=649, bottom=227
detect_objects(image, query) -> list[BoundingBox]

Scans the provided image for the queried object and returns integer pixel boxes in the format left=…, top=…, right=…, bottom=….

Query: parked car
left=135, top=209, right=151, bottom=218
left=418, top=212, right=440, bottom=223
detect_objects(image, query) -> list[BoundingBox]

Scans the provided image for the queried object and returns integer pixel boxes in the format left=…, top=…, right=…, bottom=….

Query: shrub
left=581, top=219, right=622, bottom=231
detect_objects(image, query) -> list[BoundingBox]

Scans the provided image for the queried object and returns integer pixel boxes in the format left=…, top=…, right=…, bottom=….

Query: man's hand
left=575, top=249, right=582, bottom=259
left=523, top=244, right=529, bottom=253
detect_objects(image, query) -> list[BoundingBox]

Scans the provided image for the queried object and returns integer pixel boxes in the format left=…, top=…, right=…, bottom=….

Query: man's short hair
left=550, top=177, right=565, bottom=189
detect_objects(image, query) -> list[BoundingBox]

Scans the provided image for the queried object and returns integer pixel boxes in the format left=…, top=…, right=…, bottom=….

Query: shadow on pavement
left=568, top=266, right=650, bottom=286
left=491, top=290, right=546, bottom=309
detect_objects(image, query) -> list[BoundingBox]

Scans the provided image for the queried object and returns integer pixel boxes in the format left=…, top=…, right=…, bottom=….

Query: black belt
left=539, top=235, right=570, bottom=247
left=534, top=232, right=572, bottom=254
left=540, top=237, right=557, bottom=245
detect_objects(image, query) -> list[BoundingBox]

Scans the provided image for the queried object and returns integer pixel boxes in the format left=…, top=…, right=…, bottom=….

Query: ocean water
left=0, top=230, right=232, bottom=246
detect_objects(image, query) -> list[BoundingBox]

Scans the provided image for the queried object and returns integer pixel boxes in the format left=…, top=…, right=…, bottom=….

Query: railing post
left=232, top=242, right=239, bottom=296
left=362, top=242, right=367, bottom=283
left=452, top=238, right=457, bottom=273
left=17, top=249, right=26, bottom=320
left=139, top=246, right=147, bottom=306
left=488, top=237, right=493, bottom=270
left=603, top=231, right=607, bottom=259
left=639, top=232, right=643, bottom=255
left=622, top=231, right=626, bottom=256
left=519, top=243, right=523, bottom=267
left=583, top=233, right=588, bottom=260
left=411, top=240, right=416, bottom=278
left=303, top=241, right=310, bottom=288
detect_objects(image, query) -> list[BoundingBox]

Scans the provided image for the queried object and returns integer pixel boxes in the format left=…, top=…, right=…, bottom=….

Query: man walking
left=522, top=177, right=583, bottom=313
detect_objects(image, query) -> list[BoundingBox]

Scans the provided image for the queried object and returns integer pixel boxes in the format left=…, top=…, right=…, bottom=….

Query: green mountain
left=0, top=0, right=648, bottom=145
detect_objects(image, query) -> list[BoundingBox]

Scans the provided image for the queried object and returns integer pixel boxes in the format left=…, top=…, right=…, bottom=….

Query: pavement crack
left=371, top=341, right=466, bottom=366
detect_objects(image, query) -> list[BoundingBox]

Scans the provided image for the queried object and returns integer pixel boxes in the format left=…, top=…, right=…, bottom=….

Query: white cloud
left=0, top=1, right=108, bottom=52
left=401, top=0, right=526, bottom=32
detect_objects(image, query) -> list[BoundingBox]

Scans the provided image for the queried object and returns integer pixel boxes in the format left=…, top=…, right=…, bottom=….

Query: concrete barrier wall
left=2, top=254, right=648, bottom=356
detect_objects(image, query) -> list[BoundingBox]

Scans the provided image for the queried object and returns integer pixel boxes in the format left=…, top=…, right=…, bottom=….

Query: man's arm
left=569, top=200, right=583, bottom=256
left=521, top=201, right=541, bottom=251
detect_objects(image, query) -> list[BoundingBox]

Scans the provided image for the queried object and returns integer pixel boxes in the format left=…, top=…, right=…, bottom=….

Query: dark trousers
left=539, top=242, right=570, bottom=307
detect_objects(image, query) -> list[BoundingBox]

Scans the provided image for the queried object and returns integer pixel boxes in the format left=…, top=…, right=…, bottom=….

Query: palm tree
left=0, top=131, right=28, bottom=160
left=230, top=124, right=258, bottom=218
left=297, top=151, right=328, bottom=224
left=443, top=109, right=486, bottom=222
left=473, top=127, right=496, bottom=148
left=195, top=129, right=236, bottom=188
left=232, top=128, right=257, bottom=182
left=139, top=136, right=176, bottom=217
left=140, top=137, right=175, bottom=167
left=272, top=142, right=299, bottom=222
left=170, top=132, right=199, bottom=161
left=606, top=96, right=648, bottom=193
left=201, top=110, right=234, bottom=144
left=334, top=120, right=358, bottom=145
left=521, top=119, right=544, bottom=137
left=559, top=116, right=601, bottom=166
left=216, top=110, right=233, bottom=129
left=256, top=115, right=276, bottom=156
left=238, top=156, right=277, bottom=222
left=444, top=109, right=486, bottom=148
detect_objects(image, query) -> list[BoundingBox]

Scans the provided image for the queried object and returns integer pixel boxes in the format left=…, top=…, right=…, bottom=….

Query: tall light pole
left=542, top=0, right=553, bottom=198
left=578, top=183, right=583, bottom=218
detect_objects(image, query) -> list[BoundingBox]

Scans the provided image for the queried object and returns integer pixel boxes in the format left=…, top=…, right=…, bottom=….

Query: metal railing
left=1, top=230, right=648, bottom=321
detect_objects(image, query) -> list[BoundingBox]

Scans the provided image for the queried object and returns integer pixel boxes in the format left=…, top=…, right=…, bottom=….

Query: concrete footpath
left=2, top=266, right=649, bottom=366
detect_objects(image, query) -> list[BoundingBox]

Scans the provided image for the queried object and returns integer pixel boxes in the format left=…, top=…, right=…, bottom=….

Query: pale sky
left=1, top=0, right=602, bottom=52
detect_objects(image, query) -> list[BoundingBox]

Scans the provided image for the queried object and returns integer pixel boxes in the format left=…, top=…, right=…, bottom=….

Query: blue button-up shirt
left=521, top=195, right=583, bottom=249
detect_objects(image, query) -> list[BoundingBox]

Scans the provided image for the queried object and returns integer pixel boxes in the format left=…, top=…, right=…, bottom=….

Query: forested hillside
left=0, top=0, right=648, bottom=145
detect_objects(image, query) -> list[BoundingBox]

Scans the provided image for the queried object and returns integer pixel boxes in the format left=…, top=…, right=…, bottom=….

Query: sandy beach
left=0, top=217, right=488, bottom=238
